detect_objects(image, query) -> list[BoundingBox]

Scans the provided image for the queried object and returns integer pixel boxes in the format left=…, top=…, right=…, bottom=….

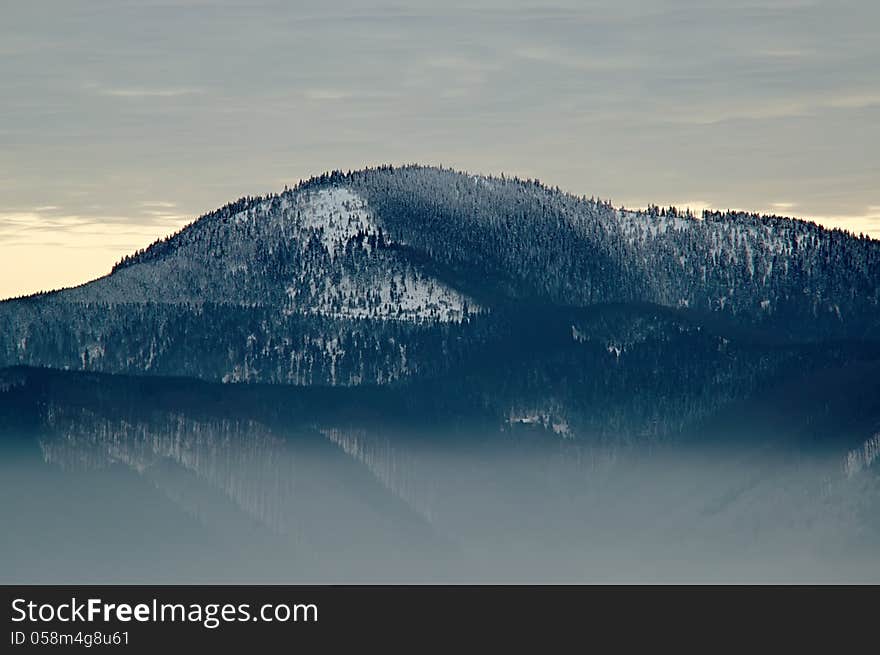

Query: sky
left=2, top=0, right=879, bottom=299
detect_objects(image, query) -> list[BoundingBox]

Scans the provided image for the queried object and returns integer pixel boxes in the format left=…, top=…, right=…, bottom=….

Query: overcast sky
left=2, top=0, right=878, bottom=298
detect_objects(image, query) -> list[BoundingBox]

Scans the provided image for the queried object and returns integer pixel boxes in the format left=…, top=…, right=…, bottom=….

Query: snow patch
left=616, top=209, right=696, bottom=242
left=844, top=433, right=880, bottom=478
left=298, top=187, right=378, bottom=254
left=284, top=187, right=478, bottom=323
left=571, top=324, right=588, bottom=343
left=507, top=411, right=573, bottom=438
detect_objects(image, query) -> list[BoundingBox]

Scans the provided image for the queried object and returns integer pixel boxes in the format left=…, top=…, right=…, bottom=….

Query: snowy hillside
left=284, top=188, right=475, bottom=322
left=53, top=185, right=476, bottom=323
left=1, top=164, right=879, bottom=386
left=342, top=166, right=880, bottom=336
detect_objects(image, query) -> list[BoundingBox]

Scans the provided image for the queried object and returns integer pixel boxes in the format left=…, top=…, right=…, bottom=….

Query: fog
left=2, top=370, right=877, bottom=584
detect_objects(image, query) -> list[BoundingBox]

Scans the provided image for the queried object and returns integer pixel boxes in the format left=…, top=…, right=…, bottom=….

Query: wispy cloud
left=81, top=82, right=204, bottom=99
left=677, top=100, right=814, bottom=125
left=671, top=89, right=880, bottom=126
left=753, top=48, right=813, bottom=59
left=139, top=201, right=178, bottom=208
left=0, top=210, right=189, bottom=299
left=514, top=45, right=642, bottom=72
left=809, top=207, right=880, bottom=237
left=302, top=88, right=398, bottom=103
left=304, top=89, right=353, bottom=101
left=100, top=87, right=204, bottom=98
left=827, top=93, right=880, bottom=110
left=0, top=210, right=189, bottom=246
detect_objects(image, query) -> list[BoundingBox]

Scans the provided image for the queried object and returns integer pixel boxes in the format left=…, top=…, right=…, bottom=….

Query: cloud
left=304, top=89, right=353, bottom=101
left=514, top=45, right=641, bottom=72
left=101, top=87, right=203, bottom=98
left=140, top=209, right=190, bottom=220
left=423, top=56, right=499, bottom=73
left=81, top=81, right=204, bottom=99
left=302, top=88, right=398, bottom=104
left=672, top=89, right=880, bottom=126
left=754, top=48, right=813, bottom=59
left=675, top=100, right=813, bottom=125
left=809, top=208, right=880, bottom=238
left=0, top=207, right=194, bottom=299
left=827, top=94, right=880, bottom=110
left=139, top=201, right=178, bottom=208
left=0, top=210, right=189, bottom=245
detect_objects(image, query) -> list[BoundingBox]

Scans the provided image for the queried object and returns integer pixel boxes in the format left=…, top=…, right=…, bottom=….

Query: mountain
left=1, top=165, right=879, bottom=412
left=3, top=165, right=880, bottom=581
left=11, top=165, right=880, bottom=322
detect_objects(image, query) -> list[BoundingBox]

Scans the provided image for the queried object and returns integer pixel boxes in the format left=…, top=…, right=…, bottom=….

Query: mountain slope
left=60, top=185, right=476, bottom=322
left=342, top=166, right=880, bottom=334
left=1, top=164, right=879, bottom=393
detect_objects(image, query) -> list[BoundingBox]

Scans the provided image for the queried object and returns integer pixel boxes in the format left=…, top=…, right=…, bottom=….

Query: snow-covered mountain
left=1, top=165, right=879, bottom=387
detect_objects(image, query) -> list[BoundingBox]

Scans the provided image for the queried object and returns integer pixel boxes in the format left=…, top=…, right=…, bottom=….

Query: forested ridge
left=106, top=165, right=880, bottom=336
left=1, top=165, right=878, bottom=423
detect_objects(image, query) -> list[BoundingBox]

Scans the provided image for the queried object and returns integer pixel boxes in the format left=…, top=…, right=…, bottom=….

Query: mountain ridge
left=1, top=164, right=879, bottom=398
left=6, top=164, right=877, bottom=301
